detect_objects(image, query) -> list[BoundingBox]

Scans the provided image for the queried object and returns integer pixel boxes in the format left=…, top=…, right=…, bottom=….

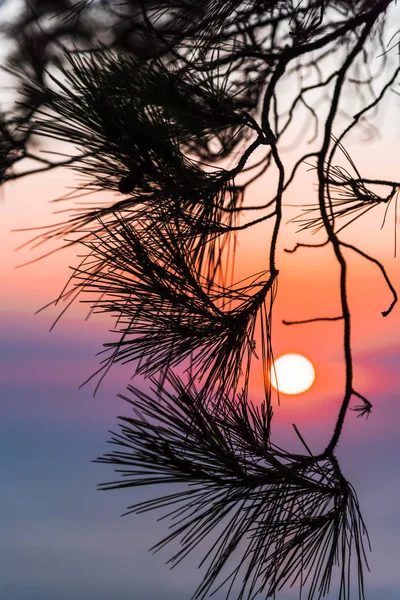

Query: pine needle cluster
left=294, top=142, right=399, bottom=234
left=67, top=212, right=274, bottom=399
left=97, top=374, right=370, bottom=600
left=16, top=49, right=249, bottom=189
left=12, top=48, right=253, bottom=279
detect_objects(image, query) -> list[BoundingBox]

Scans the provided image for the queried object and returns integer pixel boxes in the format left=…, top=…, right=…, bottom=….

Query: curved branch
left=340, top=240, right=398, bottom=316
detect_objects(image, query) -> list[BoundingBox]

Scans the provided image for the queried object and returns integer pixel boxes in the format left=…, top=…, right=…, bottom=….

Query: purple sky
left=0, top=309, right=399, bottom=600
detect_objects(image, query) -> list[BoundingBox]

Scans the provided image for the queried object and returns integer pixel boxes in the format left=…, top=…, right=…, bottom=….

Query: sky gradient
left=1, top=90, right=400, bottom=599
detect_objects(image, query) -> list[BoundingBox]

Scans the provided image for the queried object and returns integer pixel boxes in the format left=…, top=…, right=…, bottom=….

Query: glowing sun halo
left=270, top=353, right=315, bottom=395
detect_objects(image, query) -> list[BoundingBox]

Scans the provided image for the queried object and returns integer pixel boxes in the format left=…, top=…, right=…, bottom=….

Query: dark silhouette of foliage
left=97, top=374, right=370, bottom=600
left=1, top=0, right=399, bottom=598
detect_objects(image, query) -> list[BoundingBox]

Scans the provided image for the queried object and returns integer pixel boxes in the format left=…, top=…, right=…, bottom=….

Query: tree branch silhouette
left=1, top=0, right=399, bottom=598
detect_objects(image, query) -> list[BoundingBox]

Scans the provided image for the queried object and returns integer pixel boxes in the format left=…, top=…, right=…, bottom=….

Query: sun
left=270, top=353, right=315, bottom=395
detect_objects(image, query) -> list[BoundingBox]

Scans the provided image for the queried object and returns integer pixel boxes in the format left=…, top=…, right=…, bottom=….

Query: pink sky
left=1, top=128, right=400, bottom=600
left=2, top=143, right=399, bottom=432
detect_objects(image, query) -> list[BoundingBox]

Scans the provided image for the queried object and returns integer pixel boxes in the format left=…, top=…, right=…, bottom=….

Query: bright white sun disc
left=270, top=353, right=315, bottom=395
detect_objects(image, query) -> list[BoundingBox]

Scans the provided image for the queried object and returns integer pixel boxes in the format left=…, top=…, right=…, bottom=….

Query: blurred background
left=1, top=1, right=400, bottom=599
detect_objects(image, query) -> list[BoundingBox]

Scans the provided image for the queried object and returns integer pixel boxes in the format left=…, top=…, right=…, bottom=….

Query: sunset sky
left=1, top=43, right=400, bottom=600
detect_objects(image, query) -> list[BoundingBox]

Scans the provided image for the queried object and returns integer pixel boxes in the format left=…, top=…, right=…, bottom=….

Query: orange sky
left=2, top=132, right=399, bottom=451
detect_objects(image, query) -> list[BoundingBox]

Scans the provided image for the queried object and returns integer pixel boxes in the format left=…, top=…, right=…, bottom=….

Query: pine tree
left=1, top=1, right=399, bottom=598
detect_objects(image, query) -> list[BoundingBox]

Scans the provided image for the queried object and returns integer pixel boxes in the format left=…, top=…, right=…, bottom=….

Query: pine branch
left=63, top=212, right=274, bottom=399
left=96, top=375, right=370, bottom=600
left=293, top=139, right=399, bottom=234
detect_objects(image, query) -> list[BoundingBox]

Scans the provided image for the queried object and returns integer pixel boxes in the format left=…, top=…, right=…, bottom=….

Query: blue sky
left=1, top=313, right=400, bottom=599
